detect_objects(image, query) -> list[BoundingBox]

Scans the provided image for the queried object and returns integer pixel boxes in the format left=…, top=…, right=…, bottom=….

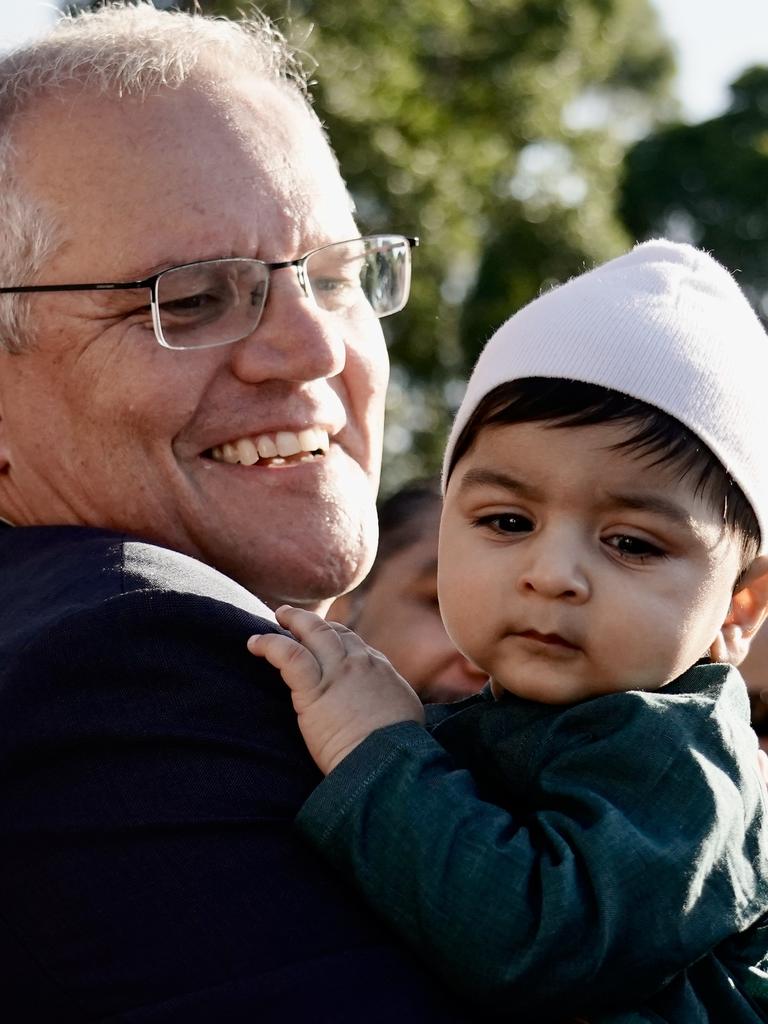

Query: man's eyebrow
left=78, top=256, right=218, bottom=304
left=456, top=467, right=540, bottom=500
left=604, top=491, right=694, bottom=527
left=66, top=261, right=178, bottom=296
left=122, top=256, right=198, bottom=282
left=107, top=253, right=224, bottom=284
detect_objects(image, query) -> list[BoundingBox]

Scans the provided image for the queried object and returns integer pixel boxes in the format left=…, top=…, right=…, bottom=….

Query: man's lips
left=517, top=630, right=580, bottom=650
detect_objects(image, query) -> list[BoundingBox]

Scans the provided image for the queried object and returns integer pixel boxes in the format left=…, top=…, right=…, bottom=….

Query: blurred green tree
left=179, top=1, right=676, bottom=486
left=620, top=66, right=768, bottom=324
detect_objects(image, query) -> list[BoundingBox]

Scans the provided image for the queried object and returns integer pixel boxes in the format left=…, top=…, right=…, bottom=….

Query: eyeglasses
left=0, top=234, right=419, bottom=350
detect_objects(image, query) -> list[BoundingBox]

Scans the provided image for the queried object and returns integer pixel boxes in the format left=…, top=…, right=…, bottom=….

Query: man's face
left=0, top=76, right=389, bottom=610
left=439, top=420, right=744, bottom=704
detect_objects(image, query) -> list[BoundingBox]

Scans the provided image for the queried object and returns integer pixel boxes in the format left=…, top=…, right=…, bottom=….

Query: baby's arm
left=263, top=655, right=767, bottom=1015
left=248, top=624, right=767, bottom=1016
left=247, top=605, right=425, bottom=774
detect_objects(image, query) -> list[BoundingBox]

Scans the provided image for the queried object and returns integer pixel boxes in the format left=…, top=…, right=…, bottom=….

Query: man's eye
left=605, top=534, right=666, bottom=560
left=475, top=513, right=533, bottom=534
left=312, top=275, right=360, bottom=296
left=160, top=291, right=226, bottom=320
left=312, top=277, right=340, bottom=292
left=164, top=294, right=208, bottom=310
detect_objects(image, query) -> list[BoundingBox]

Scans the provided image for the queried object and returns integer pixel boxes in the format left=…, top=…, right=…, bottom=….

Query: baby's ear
left=711, top=556, right=768, bottom=665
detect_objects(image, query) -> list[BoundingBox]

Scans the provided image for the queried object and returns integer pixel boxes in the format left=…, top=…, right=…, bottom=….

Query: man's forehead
left=11, top=75, right=353, bottom=277
left=15, top=74, right=325, bottom=184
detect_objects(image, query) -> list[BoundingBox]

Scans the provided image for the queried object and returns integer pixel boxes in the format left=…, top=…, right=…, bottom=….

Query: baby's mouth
left=206, top=427, right=330, bottom=467
left=518, top=630, right=579, bottom=650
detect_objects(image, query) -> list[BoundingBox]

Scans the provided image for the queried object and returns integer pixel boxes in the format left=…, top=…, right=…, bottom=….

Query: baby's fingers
left=273, top=604, right=348, bottom=663
left=247, top=632, right=322, bottom=694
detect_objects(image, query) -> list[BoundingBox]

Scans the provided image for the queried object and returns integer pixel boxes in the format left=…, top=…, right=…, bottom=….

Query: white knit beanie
left=443, top=239, right=768, bottom=552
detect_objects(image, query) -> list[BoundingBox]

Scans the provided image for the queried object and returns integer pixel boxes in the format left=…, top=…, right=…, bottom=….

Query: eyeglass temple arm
left=0, top=279, right=154, bottom=295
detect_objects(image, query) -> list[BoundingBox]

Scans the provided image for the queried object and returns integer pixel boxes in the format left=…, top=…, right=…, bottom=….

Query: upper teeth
left=210, top=427, right=330, bottom=465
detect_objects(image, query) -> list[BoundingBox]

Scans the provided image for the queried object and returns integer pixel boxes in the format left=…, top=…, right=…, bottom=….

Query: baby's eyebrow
left=604, top=491, right=693, bottom=527
left=456, top=467, right=539, bottom=499
left=457, top=470, right=695, bottom=526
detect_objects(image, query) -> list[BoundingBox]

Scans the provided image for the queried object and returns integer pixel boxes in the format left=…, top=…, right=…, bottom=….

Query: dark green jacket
left=298, top=663, right=768, bottom=1021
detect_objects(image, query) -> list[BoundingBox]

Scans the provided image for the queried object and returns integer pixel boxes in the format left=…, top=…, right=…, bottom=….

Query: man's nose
left=516, top=533, right=590, bottom=602
left=229, top=266, right=346, bottom=383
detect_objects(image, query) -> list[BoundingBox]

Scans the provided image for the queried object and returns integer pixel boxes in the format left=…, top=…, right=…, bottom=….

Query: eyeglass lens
left=155, top=235, right=412, bottom=349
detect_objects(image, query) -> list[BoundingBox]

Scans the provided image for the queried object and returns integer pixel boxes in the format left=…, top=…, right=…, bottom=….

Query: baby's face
left=438, top=420, right=744, bottom=704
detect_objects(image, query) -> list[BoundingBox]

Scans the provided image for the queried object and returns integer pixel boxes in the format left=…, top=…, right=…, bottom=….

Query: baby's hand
left=247, top=606, right=425, bottom=774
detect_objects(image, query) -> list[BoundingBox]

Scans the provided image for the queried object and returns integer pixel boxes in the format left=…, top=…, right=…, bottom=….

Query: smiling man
left=0, top=55, right=386, bottom=606
left=0, top=5, right=467, bottom=1022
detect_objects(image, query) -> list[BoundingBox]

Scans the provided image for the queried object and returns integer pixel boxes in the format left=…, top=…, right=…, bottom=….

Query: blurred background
left=2, top=0, right=768, bottom=493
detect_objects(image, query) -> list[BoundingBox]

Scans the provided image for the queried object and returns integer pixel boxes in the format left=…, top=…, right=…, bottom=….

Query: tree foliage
left=620, top=66, right=768, bottom=323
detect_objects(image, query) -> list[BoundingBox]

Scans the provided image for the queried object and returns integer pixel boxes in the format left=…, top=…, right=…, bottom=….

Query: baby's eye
left=475, top=512, right=533, bottom=535
left=605, top=534, right=666, bottom=560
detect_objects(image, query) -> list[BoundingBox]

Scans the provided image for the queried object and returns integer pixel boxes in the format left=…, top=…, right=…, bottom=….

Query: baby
left=249, top=241, right=768, bottom=1022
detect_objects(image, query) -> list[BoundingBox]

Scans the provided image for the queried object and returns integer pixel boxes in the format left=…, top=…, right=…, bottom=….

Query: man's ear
left=711, top=555, right=768, bottom=665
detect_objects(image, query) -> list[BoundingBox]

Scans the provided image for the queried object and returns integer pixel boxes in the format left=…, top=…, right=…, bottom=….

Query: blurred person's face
left=0, top=75, right=389, bottom=611
left=339, top=505, right=488, bottom=702
left=739, top=624, right=768, bottom=752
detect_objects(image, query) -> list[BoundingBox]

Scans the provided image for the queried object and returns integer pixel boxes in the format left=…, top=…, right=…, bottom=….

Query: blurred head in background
left=329, top=479, right=488, bottom=703
left=740, top=626, right=768, bottom=752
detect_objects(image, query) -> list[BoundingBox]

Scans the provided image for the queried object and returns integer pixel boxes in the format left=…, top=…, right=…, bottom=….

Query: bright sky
left=0, top=0, right=57, bottom=50
left=650, top=0, right=768, bottom=121
left=1, top=0, right=767, bottom=123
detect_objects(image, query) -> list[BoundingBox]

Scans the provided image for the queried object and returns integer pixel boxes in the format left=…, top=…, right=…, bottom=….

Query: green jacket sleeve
left=296, top=667, right=768, bottom=1016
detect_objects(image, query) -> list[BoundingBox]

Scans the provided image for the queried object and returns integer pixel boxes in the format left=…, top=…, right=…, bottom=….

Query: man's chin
left=216, top=540, right=377, bottom=612
left=182, top=471, right=380, bottom=606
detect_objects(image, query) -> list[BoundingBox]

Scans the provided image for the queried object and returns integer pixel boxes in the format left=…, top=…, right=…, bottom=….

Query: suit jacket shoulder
left=0, top=523, right=275, bottom=639
left=0, top=525, right=470, bottom=1022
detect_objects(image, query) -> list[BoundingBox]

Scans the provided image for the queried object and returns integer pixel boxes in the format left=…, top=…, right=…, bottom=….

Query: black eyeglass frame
left=0, top=233, right=419, bottom=350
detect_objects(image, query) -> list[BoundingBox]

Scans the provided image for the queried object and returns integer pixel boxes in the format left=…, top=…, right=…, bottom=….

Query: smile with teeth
left=209, top=427, right=330, bottom=467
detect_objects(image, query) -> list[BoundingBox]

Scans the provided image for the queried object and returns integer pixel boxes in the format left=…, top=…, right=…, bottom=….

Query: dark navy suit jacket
left=0, top=525, right=471, bottom=1022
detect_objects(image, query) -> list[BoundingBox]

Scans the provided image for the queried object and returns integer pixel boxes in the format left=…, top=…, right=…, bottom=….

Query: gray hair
left=0, top=1, right=313, bottom=352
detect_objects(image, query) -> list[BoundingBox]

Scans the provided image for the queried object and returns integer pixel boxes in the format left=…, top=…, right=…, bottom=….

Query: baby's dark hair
left=446, top=378, right=760, bottom=577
